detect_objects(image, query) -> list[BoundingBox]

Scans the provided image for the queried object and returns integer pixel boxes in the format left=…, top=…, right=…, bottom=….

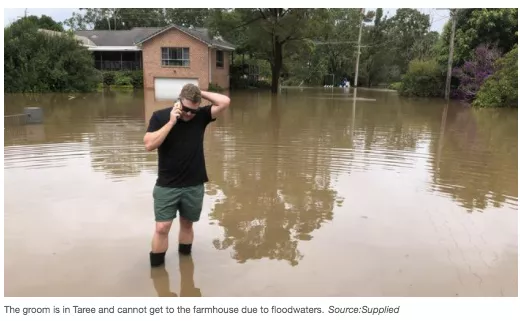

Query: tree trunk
left=271, top=39, right=283, bottom=94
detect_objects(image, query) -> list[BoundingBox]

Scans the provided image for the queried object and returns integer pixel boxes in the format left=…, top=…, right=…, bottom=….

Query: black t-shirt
left=146, top=105, right=216, bottom=188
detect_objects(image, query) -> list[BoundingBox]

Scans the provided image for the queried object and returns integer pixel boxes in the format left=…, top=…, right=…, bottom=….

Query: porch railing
left=95, top=60, right=142, bottom=71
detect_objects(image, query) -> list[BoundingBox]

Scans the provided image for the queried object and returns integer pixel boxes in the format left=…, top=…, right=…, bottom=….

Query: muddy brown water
left=3, top=88, right=518, bottom=297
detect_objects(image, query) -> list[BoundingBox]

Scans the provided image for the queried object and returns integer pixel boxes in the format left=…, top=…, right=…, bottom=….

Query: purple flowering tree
left=452, top=44, right=502, bottom=101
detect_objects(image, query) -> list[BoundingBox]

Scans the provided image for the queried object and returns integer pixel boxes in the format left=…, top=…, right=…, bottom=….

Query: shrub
left=398, top=59, right=444, bottom=97
left=130, top=71, right=143, bottom=88
left=115, top=75, right=132, bottom=86
left=473, top=45, right=518, bottom=108
left=101, top=71, right=143, bottom=88
left=115, top=71, right=132, bottom=86
left=388, top=82, right=402, bottom=91
left=103, top=72, right=116, bottom=86
left=452, top=44, right=501, bottom=102
left=208, top=82, right=224, bottom=92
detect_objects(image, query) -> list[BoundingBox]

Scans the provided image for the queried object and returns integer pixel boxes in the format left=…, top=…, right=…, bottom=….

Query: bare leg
left=150, top=221, right=172, bottom=266
left=178, top=216, right=193, bottom=255
left=152, top=221, right=173, bottom=252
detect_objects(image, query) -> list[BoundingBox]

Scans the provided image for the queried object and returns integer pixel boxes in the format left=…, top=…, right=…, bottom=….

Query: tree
left=357, top=8, right=435, bottom=87
left=4, top=18, right=100, bottom=93
left=22, top=14, right=64, bottom=31
left=164, top=8, right=211, bottom=27
left=437, top=9, right=518, bottom=67
left=63, top=11, right=88, bottom=31
left=384, top=8, right=431, bottom=74
left=363, top=8, right=389, bottom=86
left=63, top=8, right=211, bottom=31
left=321, top=9, right=367, bottom=85
left=209, top=8, right=328, bottom=93
left=411, top=31, right=439, bottom=60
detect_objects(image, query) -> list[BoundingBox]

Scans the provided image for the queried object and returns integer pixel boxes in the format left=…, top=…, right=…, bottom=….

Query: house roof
left=74, top=25, right=235, bottom=50
left=75, top=27, right=162, bottom=47
left=38, top=29, right=97, bottom=47
left=135, top=24, right=236, bottom=50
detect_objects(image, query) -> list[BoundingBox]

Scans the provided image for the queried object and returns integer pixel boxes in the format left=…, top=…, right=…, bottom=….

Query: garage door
left=154, top=78, right=199, bottom=100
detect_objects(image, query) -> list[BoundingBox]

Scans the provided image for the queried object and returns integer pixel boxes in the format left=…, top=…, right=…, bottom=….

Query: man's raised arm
left=201, top=90, right=231, bottom=119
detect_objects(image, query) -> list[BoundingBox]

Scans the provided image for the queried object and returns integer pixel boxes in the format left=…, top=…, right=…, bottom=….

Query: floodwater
left=3, top=88, right=518, bottom=297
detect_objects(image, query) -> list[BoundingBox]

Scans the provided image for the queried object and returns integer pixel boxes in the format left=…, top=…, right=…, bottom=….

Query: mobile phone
left=175, top=99, right=181, bottom=119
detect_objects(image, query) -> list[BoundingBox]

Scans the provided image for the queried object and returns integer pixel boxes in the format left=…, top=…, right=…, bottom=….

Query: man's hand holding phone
left=169, top=100, right=182, bottom=125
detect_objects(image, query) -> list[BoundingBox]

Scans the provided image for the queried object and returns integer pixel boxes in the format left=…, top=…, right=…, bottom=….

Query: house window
left=216, top=50, right=224, bottom=68
left=161, top=47, right=189, bottom=67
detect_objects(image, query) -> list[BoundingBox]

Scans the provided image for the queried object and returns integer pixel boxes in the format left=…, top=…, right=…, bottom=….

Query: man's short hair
left=179, top=83, right=201, bottom=103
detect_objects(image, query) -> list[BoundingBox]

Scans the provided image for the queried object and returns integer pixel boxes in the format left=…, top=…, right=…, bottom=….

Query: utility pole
left=113, top=9, right=118, bottom=31
left=354, top=8, right=365, bottom=87
left=444, top=9, right=458, bottom=100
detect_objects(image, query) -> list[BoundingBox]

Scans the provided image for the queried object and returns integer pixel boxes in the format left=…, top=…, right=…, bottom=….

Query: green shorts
left=153, top=184, right=205, bottom=222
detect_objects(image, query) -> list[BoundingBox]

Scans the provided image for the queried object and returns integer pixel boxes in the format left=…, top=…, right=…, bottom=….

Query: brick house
left=75, top=24, right=235, bottom=99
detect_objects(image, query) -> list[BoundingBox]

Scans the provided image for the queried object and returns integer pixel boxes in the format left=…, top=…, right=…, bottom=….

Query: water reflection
left=205, top=95, right=338, bottom=266
left=150, top=255, right=201, bottom=297
left=87, top=119, right=154, bottom=180
left=429, top=104, right=518, bottom=211
left=4, top=91, right=157, bottom=179
left=144, top=88, right=172, bottom=128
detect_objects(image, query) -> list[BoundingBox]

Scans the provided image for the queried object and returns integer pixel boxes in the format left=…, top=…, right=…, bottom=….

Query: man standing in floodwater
left=144, top=83, right=231, bottom=267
